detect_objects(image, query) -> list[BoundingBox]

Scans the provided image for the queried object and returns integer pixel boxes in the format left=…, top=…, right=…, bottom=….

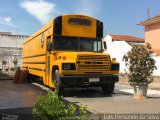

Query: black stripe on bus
left=23, top=53, right=45, bottom=59
left=23, top=62, right=45, bottom=64
left=29, top=67, right=44, bottom=71
left=96, top=20, right=103, bottom=38
left=54, top=16, right=62, bottom=35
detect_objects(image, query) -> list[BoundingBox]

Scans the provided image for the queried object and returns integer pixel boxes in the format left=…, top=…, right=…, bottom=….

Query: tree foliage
left=123, top=43, right=157, bottom=85
left=2, top=60, right=7, bottom=65
left=32, top=91, right=88, bottom=120
left=12, top=59, right=18, bottom=66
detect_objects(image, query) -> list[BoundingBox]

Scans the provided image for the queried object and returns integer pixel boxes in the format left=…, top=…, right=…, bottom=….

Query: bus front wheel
left=53, top=70, right=64, bottom=96
left=101, top=81, right=115, bottom=95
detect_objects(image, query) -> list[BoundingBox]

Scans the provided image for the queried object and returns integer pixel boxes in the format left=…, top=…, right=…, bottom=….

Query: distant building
left=0, top=32, right=29, bottom=70
left=105, top=34, right=144, bottom=45
left=139, top=15, right=160, bottom=56
left=0, top=32, right=12, bottom=35
left=103, top=34, right=144, bottom=73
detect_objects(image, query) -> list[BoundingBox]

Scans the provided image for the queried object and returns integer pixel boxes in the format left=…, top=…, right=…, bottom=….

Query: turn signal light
left=62, top=56, right=67, bottom=60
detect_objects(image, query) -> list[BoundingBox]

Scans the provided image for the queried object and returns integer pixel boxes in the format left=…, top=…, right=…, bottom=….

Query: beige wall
left=0, top=34, right=28, bottom=69
left=145, top=22, right=160, bottom=51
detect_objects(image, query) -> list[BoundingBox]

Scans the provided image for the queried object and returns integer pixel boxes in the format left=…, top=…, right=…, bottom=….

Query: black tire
left=27, top=73, right=32, bottom=83
left=101, top=82, right=115, bottom=95
left=53, top=70, right=64, bottom=96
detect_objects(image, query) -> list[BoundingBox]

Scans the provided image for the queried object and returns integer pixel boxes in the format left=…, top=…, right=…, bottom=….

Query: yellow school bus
left=22, top=14, right=119, bottom=95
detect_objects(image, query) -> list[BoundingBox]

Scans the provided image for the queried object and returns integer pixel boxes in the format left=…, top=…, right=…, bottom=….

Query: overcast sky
left=0, top=0, right=160, bottom=38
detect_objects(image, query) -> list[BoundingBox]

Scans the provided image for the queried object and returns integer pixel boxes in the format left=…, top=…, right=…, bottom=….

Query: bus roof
left=23, top=14, right=102, bottom=44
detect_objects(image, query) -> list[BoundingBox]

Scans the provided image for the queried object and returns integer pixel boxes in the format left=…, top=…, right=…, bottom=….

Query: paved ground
left=63, top=85, right=160, bottom=114
left=0, top=76, right=160, bottom=119
left=0, top=80, right=46, bottom=110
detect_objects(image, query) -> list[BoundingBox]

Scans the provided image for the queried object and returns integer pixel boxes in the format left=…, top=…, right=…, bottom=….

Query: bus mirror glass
left=103, top=41, right=107, bottom=50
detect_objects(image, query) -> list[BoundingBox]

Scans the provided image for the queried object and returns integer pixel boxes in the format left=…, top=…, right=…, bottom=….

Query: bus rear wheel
left=53, top=70, right=64, bottom=96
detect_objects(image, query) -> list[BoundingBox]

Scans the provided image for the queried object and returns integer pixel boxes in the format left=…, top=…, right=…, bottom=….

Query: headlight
left=62, top=63, right=76, bottom=70
left=111, top=64, right=119, bottom=70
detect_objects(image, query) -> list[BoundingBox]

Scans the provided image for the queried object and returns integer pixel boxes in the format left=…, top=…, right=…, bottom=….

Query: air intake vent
left=77, top=55, right=110, bottom=71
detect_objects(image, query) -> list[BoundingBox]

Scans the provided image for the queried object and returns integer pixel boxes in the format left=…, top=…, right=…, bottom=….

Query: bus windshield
left=53, top=36, right=102, bottom=52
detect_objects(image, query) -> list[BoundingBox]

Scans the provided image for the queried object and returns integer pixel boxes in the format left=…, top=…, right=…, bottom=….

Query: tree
left=123, top=43, right=157, bottom=85
left=2, top=60, right=7, bottom=71
left=12, top=59, right=18, bottom=68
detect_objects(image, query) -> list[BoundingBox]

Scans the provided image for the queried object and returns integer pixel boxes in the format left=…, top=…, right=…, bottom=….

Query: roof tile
left=139, top=15, right=160, bottom=26
left=109, top=34, right=144, bottom=42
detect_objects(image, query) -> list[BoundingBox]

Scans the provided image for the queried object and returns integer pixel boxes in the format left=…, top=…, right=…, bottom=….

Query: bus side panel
left=22, top=25, right=52, bottom=85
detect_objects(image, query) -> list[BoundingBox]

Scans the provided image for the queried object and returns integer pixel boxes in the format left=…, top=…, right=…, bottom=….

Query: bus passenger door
left=46, top=36, right=51, bottom=86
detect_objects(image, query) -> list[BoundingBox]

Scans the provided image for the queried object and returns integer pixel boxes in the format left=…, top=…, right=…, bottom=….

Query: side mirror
left=47, top=42, right=52, bottom=51
left=103, top=41, right=107, bottom=50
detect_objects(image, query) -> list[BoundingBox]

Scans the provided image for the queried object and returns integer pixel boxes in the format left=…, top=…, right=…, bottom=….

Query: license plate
left=89, top=78, right=99, bottom=82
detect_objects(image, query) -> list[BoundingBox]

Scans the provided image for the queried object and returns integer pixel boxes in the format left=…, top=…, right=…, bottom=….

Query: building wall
left=0, top=33, right=29, bottom=70
left=145, top=22, right=160, bottom=53
left=0, top=34, right=27, bottom=48
left=103, top=36, right=160, bottom=76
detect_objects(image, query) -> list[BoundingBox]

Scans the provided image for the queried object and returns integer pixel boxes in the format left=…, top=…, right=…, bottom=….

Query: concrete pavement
left=0, top=77, right=159, bottom=119
left=0, top=80, right=46, bottom=110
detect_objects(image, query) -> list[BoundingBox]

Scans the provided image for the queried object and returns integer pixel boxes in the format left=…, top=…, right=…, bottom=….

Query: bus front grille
left=77, top=55, right=110, bottom=61
left=77, top=64, right=109, bottom=71
left=77, top=55, right=110, bottom=71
